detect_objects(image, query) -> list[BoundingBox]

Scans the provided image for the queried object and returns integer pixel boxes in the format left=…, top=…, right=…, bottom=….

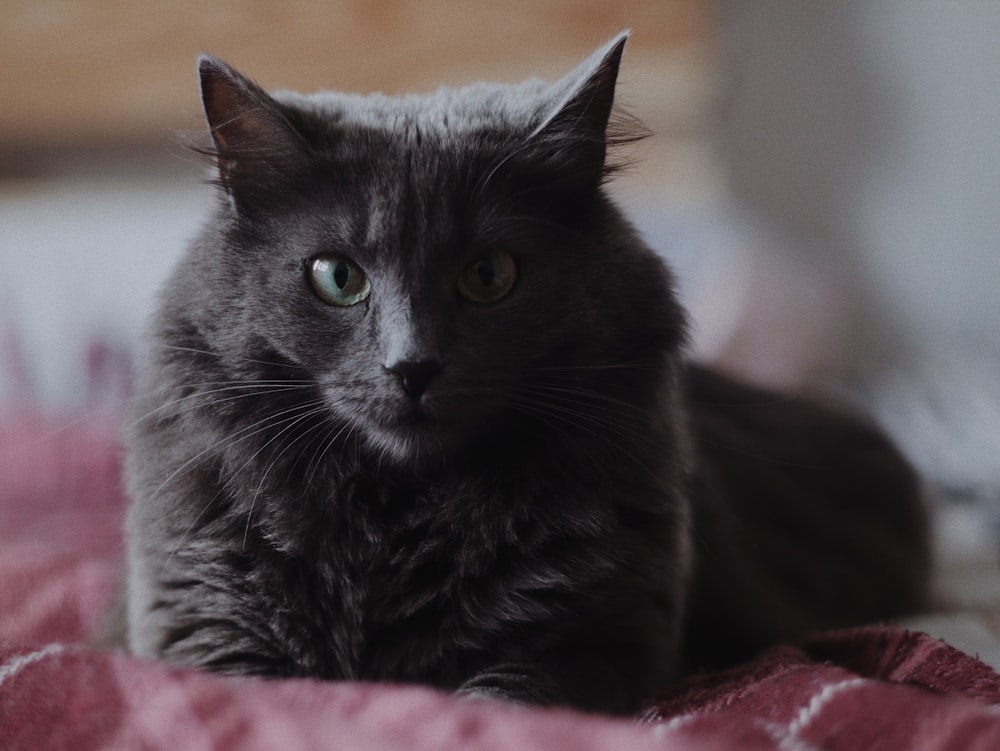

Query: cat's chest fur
left=227, top=458, right=629, bottom=685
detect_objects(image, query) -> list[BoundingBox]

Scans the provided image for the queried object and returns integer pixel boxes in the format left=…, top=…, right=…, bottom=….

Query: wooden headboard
left=2, top=1, right=714, bottom=154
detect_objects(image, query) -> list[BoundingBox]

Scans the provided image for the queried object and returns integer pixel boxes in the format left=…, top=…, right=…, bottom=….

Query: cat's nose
left=387, top=359, right=442, bottom=400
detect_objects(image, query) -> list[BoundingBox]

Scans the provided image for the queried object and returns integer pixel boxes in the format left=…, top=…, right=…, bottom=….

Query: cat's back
left=681, top=365, right=931, bottom=670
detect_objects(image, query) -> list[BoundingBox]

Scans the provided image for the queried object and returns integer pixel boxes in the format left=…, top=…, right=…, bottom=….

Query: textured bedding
left=3, top=413, right=1000, bottom=750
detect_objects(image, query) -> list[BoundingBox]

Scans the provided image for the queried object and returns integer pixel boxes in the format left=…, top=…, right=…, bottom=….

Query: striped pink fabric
left=2, top=414, right=1000, bottom=750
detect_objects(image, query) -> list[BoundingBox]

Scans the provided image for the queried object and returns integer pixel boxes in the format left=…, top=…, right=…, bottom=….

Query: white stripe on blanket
left=0, top=643, right=65, bottom=688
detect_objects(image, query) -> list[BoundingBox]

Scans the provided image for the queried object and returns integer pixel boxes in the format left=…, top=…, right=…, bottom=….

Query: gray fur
left=122, top=33, right=929, bottom=714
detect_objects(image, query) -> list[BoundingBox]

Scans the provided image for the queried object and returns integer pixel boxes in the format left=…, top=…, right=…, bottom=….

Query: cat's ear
left=528, top=31, right=634, bottom=190
left=197, top=55, right=308, bottom=211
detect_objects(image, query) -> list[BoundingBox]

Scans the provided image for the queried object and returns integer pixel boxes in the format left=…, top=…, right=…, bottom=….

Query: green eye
left=457, top=250, right=517, bottom=303
left=308, top=254, right=371, bottom=306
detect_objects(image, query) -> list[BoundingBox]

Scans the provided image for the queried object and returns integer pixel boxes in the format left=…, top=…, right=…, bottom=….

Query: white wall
left=2, top=4, right=997, bottom=498
left=716, top=0, right=1000, bottom=496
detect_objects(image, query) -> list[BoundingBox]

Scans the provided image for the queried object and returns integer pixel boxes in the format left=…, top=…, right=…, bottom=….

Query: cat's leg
left=457, top=663, right=563, bottom=706
left=456, top=634, right=677, bottom=715
left=124, top=532, right=295, bottom=676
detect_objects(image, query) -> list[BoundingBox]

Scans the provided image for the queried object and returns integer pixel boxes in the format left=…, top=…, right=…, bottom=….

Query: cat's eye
left=308, top=254, right=371, bottom=307
left=457, top=250, right=517, bottom=303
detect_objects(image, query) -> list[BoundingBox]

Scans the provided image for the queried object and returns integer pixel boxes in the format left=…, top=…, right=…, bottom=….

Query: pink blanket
left=3, top=414, right=1000, bottom=750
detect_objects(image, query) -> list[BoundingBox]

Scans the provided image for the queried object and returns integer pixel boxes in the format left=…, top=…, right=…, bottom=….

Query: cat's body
left=122, top=34, right=929, bottom=714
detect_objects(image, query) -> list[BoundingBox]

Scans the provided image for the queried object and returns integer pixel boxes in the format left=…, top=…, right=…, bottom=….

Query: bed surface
left=4, top=164, right=1000, bottom=750
left=3, top=408, right=1000, bottom=749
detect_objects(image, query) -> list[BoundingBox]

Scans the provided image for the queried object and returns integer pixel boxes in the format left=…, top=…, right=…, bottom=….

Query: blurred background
left=2, top=1, right=999, bottom=646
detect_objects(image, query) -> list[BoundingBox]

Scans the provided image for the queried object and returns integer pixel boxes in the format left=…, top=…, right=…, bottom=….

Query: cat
left=121, top=32, right=930, bottom=715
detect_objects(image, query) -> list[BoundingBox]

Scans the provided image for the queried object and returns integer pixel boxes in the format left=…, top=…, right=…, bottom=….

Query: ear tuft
left=542, top=31, right=628, bottom=138
left=527, top=31, right=639, bottom=189
left=196, top=55, right=308, bottom=210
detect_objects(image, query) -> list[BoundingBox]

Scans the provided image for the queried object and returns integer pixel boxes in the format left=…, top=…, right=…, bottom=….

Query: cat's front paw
left=457, top=664, right=562, bottom=708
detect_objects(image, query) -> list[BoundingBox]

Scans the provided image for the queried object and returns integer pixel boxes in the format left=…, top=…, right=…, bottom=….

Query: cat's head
left=169, top=33, right=685, bottom=465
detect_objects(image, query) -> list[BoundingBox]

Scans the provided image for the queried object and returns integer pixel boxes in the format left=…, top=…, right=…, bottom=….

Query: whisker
left=239, top=403, right=331, bottom=549
left=524, top=362, right=661, bottom=375
left=146, top=399, right=329, bottom=504
left=518, top=383, right=654, bottom=422
left=510, top=393, right=644, bottom=449
left=163, top=484, right=228, bottom=568
left=130, top=382, right=315, bottom=428
left=507, top=394, right=625, bottom=446
left=158, top=399, right=330, bottom=566
left=303, top=418, right=356, bottom=488
left=516, top=378, right=654, bottom=430
left=505, top=397, right=629, bottom=476
left=154, top=343, right=309, bottom=371
left=506, top=394, right=662, bottom=480
left=146, top=378, right=316, bottom=390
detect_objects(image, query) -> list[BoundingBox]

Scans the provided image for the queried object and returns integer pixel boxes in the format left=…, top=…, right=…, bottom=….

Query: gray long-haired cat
left=122, top=33, right=930, bottom=714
